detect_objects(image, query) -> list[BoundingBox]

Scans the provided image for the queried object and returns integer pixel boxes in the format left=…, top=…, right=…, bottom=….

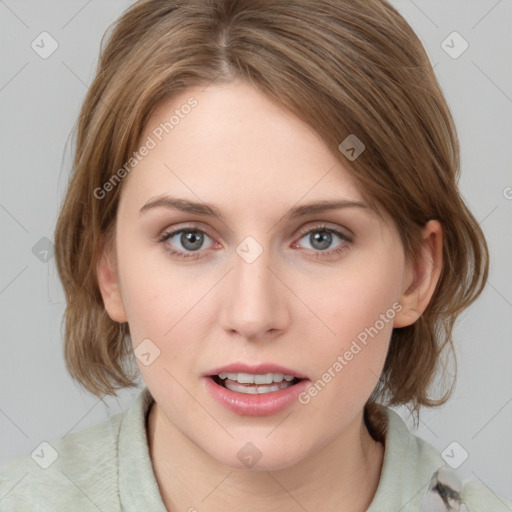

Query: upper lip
left=205, top=362, right=309, bottom=380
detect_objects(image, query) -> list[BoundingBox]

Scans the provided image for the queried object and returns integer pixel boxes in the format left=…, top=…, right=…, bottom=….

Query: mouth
left=210, top=372, right=303, bottom=394
left=203, top=362, right=310, bottom=415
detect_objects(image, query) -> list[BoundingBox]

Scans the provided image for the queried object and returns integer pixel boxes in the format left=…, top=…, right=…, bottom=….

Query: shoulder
left=0, top=409, right=125, bottom=512
left=422, top=467, right=512, bottom=511
left=460, top=480, right=512, bottom=511
left=369, top=405, right=512, bottom=511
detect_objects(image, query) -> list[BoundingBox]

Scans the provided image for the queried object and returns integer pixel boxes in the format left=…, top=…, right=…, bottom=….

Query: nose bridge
left=221, top=236, right=287, bottom=339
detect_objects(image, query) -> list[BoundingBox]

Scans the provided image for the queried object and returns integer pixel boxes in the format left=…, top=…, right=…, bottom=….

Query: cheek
left=297, top=247, right=403, bottom=401
left=115, top=229, right=183, bottom=330
left=307, top=248, right=403, bottom=344
left=121, top=276, right=207, bottom=360
left=115, top=237, right=211, bottom=368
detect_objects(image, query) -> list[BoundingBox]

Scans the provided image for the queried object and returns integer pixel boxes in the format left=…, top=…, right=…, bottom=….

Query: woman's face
left=102, top=79, right=414, bottom=470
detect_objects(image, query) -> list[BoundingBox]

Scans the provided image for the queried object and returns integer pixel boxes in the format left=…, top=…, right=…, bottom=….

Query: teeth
left=223, top=380, right=295, bottom=394
left=216, top=372, right=300, bottom=394
left=254, top=374, right=272, bottom=384
left=217, top=372, right=296, bottom=384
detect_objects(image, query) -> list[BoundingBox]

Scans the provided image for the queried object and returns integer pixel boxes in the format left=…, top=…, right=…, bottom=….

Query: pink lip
left=204, top=376, right=309, bottom=416
left=204, top=362, right=309, bottom=380
left=203, top=361, right=310, bottom=416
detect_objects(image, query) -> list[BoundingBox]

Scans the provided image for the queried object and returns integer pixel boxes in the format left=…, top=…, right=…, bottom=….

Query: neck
left=147, top=401, right=384, bottom=512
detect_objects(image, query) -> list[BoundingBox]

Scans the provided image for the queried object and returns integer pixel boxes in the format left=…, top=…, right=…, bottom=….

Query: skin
left=97, top=79, right=443, bottom=512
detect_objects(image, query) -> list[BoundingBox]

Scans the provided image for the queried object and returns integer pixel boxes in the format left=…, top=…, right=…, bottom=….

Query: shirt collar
left=367, top=406, right=445, bottom=511
left=118, top=386, right=168, bottom=512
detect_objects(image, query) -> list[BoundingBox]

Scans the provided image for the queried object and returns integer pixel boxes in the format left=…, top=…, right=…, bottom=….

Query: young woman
left=1, top=0, right=510, bottom=510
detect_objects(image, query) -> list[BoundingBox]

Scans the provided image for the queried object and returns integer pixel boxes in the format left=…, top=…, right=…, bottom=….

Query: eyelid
left=294, top=221, right=353, bottom=242
left=157, top=220, right=214, bottom=239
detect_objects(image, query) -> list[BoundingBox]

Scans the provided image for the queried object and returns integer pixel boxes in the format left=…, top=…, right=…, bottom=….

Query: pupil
left=182, top=231, right=203, bottom=251
left=312, top=231, right=331, bottom=250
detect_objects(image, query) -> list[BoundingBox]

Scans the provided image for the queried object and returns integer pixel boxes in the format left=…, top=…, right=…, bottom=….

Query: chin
left=205, top=439, right=310, bottom=472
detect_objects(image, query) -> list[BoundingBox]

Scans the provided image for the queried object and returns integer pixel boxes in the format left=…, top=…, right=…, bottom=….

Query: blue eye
left=157, top=224, right=352, bottom=260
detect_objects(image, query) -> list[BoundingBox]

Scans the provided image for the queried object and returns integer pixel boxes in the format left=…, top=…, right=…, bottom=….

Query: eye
left=157, top=227, right=215, bottom=259
left=293, top=224, right=352, bottom=259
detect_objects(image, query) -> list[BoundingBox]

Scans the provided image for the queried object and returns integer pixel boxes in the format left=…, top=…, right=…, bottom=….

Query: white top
left=0, top=386, right=510, bottom=511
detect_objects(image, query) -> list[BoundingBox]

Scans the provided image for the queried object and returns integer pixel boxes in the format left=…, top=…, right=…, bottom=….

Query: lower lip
left=204, top=377, right=310, bottom=416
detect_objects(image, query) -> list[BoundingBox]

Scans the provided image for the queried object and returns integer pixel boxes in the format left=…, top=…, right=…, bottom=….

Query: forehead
left=120, top=80, right=366, bottom=218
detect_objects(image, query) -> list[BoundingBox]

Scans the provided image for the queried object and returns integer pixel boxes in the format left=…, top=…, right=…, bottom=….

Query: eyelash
left=156, top=223, right=353, bottom=260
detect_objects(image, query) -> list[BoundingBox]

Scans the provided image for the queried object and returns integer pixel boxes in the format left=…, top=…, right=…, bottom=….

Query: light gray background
left=1, top=0, right=511, bottom=501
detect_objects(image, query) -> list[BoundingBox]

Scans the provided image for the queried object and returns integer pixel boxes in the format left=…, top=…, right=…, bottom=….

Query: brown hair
left=54, top=0, right=488, bottom=429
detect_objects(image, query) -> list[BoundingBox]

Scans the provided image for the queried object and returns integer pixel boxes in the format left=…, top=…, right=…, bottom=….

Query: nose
left=220, top=244, right=289, bottom=342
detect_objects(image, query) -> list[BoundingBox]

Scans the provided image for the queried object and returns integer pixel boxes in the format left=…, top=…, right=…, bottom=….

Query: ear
left=96, top=238, right=128, bottom=323
left=393, top=220, right=443, bottom=328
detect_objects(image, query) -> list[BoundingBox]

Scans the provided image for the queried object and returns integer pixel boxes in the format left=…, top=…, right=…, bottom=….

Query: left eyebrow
left=139, top=195, right=370, bottom=222
left=286, top=199, right=370, bottom=219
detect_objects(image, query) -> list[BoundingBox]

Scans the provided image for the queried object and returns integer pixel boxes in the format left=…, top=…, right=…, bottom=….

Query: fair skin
left=97, top=79, right=442, bottom=512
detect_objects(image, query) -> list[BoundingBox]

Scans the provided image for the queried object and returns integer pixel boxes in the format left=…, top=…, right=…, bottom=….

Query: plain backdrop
left=1, top=0, right=511, bottom=500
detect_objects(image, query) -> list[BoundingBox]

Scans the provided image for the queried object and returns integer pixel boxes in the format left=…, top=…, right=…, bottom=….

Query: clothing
left=0, top=387, right=510, bottom=511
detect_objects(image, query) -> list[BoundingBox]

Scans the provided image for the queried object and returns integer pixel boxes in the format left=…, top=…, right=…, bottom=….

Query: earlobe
left=96, top=246, right=128, bottom=323
left=393, top=220, right=443, bottom=328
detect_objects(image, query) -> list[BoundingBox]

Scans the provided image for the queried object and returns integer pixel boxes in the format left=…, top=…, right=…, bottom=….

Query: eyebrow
left=139, top=195, right=370, bottom=221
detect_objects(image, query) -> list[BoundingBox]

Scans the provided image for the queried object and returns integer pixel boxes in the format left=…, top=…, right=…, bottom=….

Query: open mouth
left=211, top=372, right=302, bottom=394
